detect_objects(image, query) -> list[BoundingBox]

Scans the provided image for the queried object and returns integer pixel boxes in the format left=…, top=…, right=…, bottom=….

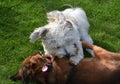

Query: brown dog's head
left=10, top=52, right=49, bottom=84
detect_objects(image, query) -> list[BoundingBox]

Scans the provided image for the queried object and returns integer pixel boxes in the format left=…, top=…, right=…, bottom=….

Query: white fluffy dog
left=29, top=8, right=94, bottom=65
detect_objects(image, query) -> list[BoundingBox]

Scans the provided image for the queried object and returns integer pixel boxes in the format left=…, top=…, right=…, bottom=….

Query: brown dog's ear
left=34, top=51, right=42, bottom=56
left=22, top=56, right=32, bottom=65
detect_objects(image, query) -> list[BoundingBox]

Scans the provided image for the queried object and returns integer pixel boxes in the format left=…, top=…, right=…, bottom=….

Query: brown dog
left=10, top=42, right=120, bottom=84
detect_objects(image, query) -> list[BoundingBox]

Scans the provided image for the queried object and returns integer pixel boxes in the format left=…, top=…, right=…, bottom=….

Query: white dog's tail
left=59, top=4, right=73, bottom=9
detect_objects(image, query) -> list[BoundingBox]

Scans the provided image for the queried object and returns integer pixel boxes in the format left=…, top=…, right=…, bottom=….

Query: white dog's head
left=29, top=19, right=79, bottom=46
left=30, top=9, right=80, bottom=49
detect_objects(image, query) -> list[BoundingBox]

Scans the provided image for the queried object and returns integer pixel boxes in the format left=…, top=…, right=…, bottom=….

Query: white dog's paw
left=69, top=56, right=83, bottom=65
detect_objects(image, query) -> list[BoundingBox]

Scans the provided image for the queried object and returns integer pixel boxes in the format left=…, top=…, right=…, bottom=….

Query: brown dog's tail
left=82, top=41, right=111, bottom=59
left=82, top=41, right=120, bottom=60
left=82, top=41, right=94, bottom=50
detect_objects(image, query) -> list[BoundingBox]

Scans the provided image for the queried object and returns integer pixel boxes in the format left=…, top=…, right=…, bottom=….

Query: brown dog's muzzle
left=10, top=64, right=33, bottom=84
left=10, top=52, right=48, bottom=84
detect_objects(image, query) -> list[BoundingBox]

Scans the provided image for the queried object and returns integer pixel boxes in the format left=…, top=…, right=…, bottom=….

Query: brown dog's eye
left=32, top=63, right=36, bottom=69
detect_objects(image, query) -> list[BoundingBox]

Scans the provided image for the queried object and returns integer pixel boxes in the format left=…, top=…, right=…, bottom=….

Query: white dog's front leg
left=70, top=55, right=83, bottom=65
left=69, top=42, right=84, bottom=65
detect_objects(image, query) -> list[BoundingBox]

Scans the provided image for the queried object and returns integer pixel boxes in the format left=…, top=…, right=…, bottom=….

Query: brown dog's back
left=63, top=57, right=120, bottom=84
left=69, top=41, right=120, bottom=84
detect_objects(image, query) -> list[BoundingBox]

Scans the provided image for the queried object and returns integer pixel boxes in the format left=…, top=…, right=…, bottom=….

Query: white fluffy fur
left=29, top=8, right=94, bottom=65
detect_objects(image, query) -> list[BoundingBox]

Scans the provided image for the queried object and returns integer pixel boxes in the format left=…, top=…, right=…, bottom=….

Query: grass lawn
left=0, top=0, right=120, bottom=84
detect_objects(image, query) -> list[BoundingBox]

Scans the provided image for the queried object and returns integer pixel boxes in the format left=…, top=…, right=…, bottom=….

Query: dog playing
left=29, top=8, right=93, bottom=65
left=10, top=42, right=120, bottom=84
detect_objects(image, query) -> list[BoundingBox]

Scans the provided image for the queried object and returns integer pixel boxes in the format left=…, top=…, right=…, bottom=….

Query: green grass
left=0, top=0, right=120, bottom=83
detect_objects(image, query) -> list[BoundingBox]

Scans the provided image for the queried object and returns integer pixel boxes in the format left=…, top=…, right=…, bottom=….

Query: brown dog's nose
left=10, top=72, right=21, bottom=81
left=10, top=75, right=16, bottom=81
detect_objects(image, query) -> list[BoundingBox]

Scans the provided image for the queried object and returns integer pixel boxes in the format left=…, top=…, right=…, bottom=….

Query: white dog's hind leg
left=80, top=31, right=94, bottom=56
left=69, top=42, right=84, bottom=65
left=86, top=49, right=94, bottom=56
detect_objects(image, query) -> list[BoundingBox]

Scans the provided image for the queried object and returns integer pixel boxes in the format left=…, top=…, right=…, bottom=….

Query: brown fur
left=10, top=42, right=120, bottom=84
left=10, top=52, right=48, bottom=84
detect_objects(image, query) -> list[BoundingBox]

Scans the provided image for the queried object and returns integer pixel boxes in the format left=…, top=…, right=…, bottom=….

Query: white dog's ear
left=65, top=20, right=73, bottom=28
left=47, top=11, right=58, bottom=23
left=47, top=11, right=65, bottom=24
left=29, top=27, right=48, bottom=43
